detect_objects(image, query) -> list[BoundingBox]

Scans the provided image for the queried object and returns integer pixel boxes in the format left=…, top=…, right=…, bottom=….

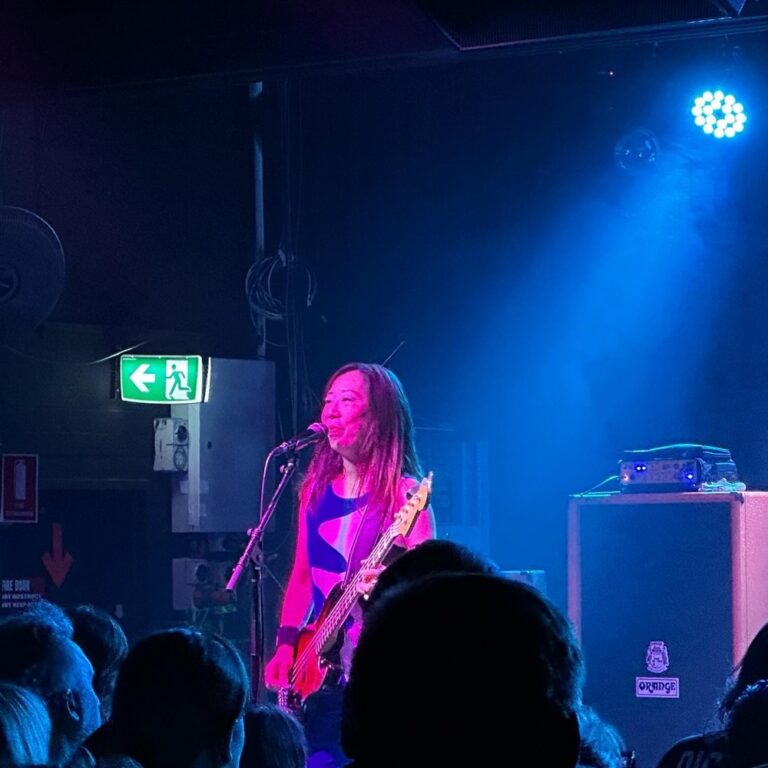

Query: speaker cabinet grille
left=568, top=492, right=768, bottom=767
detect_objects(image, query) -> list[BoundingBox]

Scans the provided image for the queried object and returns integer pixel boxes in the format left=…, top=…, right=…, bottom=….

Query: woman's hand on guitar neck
left=356, top=567, right=385, bottom=600
left=264, top=644, right=295, bottom=690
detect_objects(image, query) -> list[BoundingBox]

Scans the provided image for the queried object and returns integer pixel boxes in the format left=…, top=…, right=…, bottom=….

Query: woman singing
left=264, top=362, right=436, bottom=767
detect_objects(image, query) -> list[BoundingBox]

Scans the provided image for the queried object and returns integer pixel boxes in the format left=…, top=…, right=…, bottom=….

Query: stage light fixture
left=691, top=90, right=746, bottom=138
left=614, top=128, right=659, bottom=173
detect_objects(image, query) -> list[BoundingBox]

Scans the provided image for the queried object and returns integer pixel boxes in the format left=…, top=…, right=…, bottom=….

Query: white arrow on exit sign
left=129, top=363, right=156, bottom=393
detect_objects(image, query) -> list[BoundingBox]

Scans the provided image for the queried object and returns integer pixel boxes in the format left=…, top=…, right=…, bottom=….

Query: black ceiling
left=1, top=0, right=767, bottom=98
left=419, top=0, right=766, bottom=49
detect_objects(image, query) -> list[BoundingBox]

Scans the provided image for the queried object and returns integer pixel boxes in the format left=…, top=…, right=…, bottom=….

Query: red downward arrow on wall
left=42, top=523, right=73, bottom=588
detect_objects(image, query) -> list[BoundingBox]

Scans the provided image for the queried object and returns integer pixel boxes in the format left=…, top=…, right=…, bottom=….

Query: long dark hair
left=720, top=622, right=768, bottom=724
left=241, top=703, right=307, bottom=768
left=66, top=604, right=128, bottom=722
left=103, top=628, right=249, bottom=768
left=301, top=363, right=421, bottom=516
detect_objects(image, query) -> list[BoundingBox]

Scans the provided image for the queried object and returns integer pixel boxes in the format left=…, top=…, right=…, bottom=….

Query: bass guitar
left=278, top=472, right=433, bottom=712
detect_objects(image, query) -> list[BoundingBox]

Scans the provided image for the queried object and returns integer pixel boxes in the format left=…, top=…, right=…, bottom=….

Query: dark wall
left=283, top=39, right=768, bottom=606
left=1, top=84, right=258, bottom=356
left=0, top=324, right=171, bottom=637
left=0, top=81, right=267, bottom=642
left=0, top=323, right=259, bottom=643
left=2, top=32, right=768, bottom=621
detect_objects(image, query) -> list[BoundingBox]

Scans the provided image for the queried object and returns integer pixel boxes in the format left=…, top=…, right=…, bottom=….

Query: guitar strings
left=284, top=479, right=429, bottom=692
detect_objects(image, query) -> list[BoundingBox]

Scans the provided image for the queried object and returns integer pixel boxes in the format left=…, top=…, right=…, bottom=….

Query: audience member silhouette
left=726, top=678, right=768, bottom=768
left=300, top=539, right=499, bottom=768
left=719, top=623, right=768, bottom=724
left=0, top=681, right=52, bottom=766
left=0, top=601, right=101, bottom=766
left=66, top=605, right=128, bottom=722
left=240, top=703, right=308, bottom=768
left=656, top=621, right=768, bottom=768
left=342, top=572, right=584, bottom=768
left=577, top=705, right=626, bottom=768
left=85, top=628, right=248, bottom=768
left=364, top=538, right=499, bottom=613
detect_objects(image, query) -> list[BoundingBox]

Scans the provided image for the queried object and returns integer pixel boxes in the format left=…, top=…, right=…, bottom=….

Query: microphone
left=273, top=423, right=327, bottom=455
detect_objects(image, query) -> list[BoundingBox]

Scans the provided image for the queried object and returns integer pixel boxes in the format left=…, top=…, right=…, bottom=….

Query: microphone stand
left=226, top=447, right=299, bottom=702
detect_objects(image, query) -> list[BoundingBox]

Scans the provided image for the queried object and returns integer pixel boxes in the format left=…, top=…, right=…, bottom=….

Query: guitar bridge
left=277, top=686, right=302, bottom=715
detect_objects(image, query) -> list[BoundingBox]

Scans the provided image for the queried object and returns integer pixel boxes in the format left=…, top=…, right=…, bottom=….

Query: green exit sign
left=119, top=355, right=208, bottom=404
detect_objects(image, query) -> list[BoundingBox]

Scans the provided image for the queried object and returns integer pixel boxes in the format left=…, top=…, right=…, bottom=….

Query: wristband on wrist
left=276, top=625, right=300, bottom=648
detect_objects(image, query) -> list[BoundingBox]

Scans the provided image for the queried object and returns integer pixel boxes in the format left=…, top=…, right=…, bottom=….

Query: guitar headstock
left=391, top=472, right=433, bottom=538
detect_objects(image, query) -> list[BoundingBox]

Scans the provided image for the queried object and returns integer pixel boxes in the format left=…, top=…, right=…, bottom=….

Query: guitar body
left=279, top=583, right=346, bottom=713
left=277, top=473, right=433, bottom=715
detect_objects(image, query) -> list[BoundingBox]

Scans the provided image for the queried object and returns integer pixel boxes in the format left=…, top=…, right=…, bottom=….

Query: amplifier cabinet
left=567, top=492, right=768, bottom=768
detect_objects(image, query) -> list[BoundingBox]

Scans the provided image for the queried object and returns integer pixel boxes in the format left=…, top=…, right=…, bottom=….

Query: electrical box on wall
left=172, top=557, right=236, bottom=611
left=153, top=417, right=189, bottom=472
left=171, top=358, right=275, bottom=532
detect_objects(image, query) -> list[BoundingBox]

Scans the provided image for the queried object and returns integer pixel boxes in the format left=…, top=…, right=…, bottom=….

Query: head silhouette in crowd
left=342, top=572, right=584, bottom=768
left=577, top=705, right=626, bottom=768
left=86, top=628, right=249, bottom=768
left=364, top=538, right=499, bottom=613
left=0, top=681, right=52, bottom=766
left=65, top=604, right=129, bottom=722
left=240, top=703, right=308, bottom=768
left=726, top=678, right=768, bottom=768
left=0, top=602, right=101, bottom=766
left=720, top=621, right=768, bottom=725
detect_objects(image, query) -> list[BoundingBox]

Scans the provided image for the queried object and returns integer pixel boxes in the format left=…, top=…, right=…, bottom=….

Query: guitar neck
left=310, top=526, right=397, bottom=656
left=290, top=472, right=431, bottom=683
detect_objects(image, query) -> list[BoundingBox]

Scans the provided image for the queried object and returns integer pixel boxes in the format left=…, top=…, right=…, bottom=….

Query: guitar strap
left=345, top=478, right=423, bottom=584
left=343, top=499, right=388, bottom=587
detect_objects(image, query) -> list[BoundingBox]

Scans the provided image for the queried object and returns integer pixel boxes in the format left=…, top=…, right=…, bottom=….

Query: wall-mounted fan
left=0, top=206, right=65, bottom=339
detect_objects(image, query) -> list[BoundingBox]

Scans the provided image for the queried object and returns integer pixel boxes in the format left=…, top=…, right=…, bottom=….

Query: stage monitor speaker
left=171, top=358, right=274, bottom=532
left=568, top=492, right=768, bottom=768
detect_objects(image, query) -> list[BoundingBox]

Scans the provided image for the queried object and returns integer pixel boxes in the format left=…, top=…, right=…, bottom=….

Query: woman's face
left=321, top=369, right=370, bottom=461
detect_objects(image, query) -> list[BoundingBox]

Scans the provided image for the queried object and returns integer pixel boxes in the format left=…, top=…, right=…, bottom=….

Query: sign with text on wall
left=0, top=577, right=45, bottom=612
left=1, top=454, right=39, bottom=523
left=119, top=355, right=210, bottom=404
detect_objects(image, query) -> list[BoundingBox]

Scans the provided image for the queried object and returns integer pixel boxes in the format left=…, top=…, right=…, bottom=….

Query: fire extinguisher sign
left=1, top=455, right=39, bottom=523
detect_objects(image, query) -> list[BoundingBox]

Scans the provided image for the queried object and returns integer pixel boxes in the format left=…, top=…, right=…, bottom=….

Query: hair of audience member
left=0, top=600, right=89, bottom=711
left=726, top=679, right=768, bottom=768
left=65, top=605, right=129, bottom=722
left=342, top=573, right=584, bottom=768
left=68, top=752, right=144, bottom=768
left=0, top=615, right=70, bottom=693
left=364, top=539, right=499, bottom=613
left=0, top=607, right=101, bottom=766
left=0, top=682, right=52, bottom=766
left=97, top=757, right=144, bottom=768
left=720, top=622, right=768, bottom=725
left=24, top=599, right=75, bottom=637
left=240, top=703, right=307, bottom=768
left=91, top=628, right=249, bottom=768
left=577, top=706, right=625, bottom=768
